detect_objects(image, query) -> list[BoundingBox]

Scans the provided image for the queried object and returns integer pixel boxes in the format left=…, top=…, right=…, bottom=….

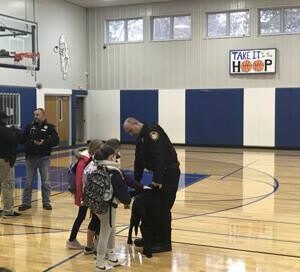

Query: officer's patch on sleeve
left=149, top=131, right=159, bottom=141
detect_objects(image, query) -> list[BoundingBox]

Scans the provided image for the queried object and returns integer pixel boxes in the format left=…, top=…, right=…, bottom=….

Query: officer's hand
left=151, top=182, right=162, bottom=189
left=34, top=139, right=44, bottom=145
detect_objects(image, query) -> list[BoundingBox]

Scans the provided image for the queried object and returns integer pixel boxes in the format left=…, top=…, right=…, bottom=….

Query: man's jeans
left=22, top=156, right=51, bottom=206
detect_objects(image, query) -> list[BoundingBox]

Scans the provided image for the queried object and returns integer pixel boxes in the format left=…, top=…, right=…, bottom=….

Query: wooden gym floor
left=1, top=145, right=300, bottom=271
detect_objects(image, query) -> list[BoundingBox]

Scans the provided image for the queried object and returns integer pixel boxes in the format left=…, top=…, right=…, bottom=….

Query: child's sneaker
left=66, top=239, right=84, bottom=249
left=84, top=246, right=95, bottom=255
left=107, top=251, right=123, bottom=267
left=95, top=261, right=113, bottom=271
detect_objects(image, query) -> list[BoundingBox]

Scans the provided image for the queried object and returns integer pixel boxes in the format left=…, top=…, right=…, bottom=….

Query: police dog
left=127, top=189, right=159, bottom=258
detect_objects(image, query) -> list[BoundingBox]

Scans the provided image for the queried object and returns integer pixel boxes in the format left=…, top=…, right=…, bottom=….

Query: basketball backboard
left=0, top=13, right=39, bottom=71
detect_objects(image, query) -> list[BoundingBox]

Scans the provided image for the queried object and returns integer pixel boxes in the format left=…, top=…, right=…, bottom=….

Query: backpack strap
left=109, top=202, right=112, bottom=228
left=108, top=199, right=118, bottom=228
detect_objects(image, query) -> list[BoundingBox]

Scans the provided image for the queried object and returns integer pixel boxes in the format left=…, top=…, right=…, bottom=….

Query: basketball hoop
left=14, top=52, right=40, bottom=76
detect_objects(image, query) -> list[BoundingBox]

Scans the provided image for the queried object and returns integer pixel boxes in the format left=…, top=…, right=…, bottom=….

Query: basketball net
left=14, top=52, right=40, bottom=77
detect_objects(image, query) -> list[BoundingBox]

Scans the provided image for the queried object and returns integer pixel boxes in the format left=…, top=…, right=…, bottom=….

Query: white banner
left=229, top=48, right=276, bottom=74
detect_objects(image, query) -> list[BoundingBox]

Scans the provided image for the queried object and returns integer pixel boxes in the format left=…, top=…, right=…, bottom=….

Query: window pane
left=260, top=9, right=280, bottom=34
left=230, top=11, right=249, bottom=36
left=173, top=15, right=191, bottom=39
left=153, top=17, right=171, bottom=40
left=128, top=18, right=143, bottom=42
left=108, top=20, right=125, bottom=43
left=284, top=8, right=300, bottom=33
left=207, top=13, right=226, bottom=37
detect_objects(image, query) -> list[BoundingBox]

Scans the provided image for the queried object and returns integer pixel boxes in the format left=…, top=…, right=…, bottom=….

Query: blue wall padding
left=120, top=90, right=158, bottom=143
left=71, top=89, right=88, bottom=145
left=275, top=88, right=300, bottom=148
left=0, top=85, right=36, bottom=129
left=186, top=89, right=244, bottom=146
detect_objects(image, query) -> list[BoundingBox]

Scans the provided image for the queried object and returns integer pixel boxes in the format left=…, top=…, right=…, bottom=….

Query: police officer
left=19, top=108, right=59, bottom=211
left=123, top=117, right=180, bottom=253
left=0, top=110, right=22, bottom=217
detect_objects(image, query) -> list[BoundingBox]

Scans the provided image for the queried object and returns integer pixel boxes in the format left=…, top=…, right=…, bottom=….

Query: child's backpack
left=67, top=161, right=78, bottom=194
left=83, top=164, right=113, bottom=214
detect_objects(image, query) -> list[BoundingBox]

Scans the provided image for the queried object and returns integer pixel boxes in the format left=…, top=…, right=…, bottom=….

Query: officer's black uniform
left=134, top=123, right=180, bottom=249
left=23, top=120, right=59, bottom=158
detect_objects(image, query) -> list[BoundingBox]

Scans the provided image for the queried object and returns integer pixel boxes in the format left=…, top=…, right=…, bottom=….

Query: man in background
left=0, top=110, right=21, bottom=217
left=19, top=108, right=59, bottom=211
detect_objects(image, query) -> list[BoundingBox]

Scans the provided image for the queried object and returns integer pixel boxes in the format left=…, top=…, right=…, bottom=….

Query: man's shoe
left=150, top=243, right=172, bottom=253
left=18, top=205, right=31, bottom=211
left=133, top=238, right=144, bottom=247
left=142, top=248, right=152, bottom=258
left=43, top=204, right=52, bottom=210
left=3, top=211, right=21, bottom=217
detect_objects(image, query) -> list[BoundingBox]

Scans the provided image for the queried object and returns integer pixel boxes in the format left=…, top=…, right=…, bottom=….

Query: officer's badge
left=149, top=131, right=159, bottom=141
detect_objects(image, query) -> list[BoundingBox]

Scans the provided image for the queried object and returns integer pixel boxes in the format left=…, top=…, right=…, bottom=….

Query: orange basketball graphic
left=241, top=60, right=252, bottom=72
left=253, top=60, right=264, bottom=72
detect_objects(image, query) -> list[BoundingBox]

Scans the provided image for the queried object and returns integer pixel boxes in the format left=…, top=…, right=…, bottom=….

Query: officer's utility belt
left=166, top=162, right=180, bottom=170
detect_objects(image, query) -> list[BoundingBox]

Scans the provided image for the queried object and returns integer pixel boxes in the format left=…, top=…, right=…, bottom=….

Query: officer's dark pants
left=158, top=165, right=180, bottom=245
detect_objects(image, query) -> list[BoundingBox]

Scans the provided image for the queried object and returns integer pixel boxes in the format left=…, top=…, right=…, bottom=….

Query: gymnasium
left=0, top=0, right=300, bottom=271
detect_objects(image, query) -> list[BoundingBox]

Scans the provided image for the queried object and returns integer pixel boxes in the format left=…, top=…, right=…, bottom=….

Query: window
left=284, top=8, right=300, bottom=33
left=127, top=18, right=144, bottom=42
left=230, top=11, right=250, bottom=36
left=107, top=20, right=125, bottom=43
left=259, top=7, right=300, bottom=34
left=207, top=13, right=226, bottom=37
left=207, top=10, right=250, bottom=38
left=174, top=15, right=192, bottom=39
left=153, top=17, right=171, bottom=40
left=259, top=9, right=280, bottom=34
left=0, top=93, right=20, bottom=126
left=152, top=15, right=192, bottom=41
left=107, top=18, right=143, bottom=43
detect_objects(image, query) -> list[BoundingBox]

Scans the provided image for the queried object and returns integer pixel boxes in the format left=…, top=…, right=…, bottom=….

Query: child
left=105, top=138, right=151, bottom=194
left=84, top=145, right=131, bottom=271
left=66, top=139, right=103, bottom=249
